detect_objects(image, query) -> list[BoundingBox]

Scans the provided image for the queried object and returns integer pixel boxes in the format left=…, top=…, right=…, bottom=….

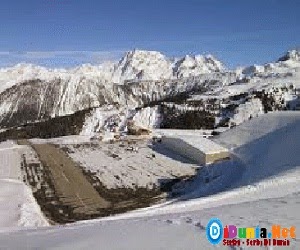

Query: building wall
left=162, top=137, right=229, bottom=165
left=205, top=151, right=230, bottom=164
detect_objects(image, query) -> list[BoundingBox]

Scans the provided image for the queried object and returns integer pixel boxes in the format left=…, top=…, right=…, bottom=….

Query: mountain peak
left=113, top=49, right=173, bottom=82
left=113, top=50, right=225, bottom=82
left=174, top=53, right=224, bottom=78
left=120, top=49, right=168, bottom=63
left=278, top=49, right=300, bottom=62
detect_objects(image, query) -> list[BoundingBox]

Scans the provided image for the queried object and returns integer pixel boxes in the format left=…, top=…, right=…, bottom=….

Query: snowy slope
left=0, top=141, right=49, bottom=228
left=0, top=194, right=298, bottom=249
left=92, top=112, right=300, bottom=219
left=0, top=112, right=299, bottom=249
left=0, top=64, right=51, bottom=93
left=80, top=106, right=129, bottom=136
left=214, top=111, right=300, bottom=149
left=174, top=54, right=224, bottom=78
left=242, top=49, right=300, bottom=75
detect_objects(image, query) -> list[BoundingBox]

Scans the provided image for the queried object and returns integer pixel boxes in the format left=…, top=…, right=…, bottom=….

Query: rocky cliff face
left=0, top=50, right=230, bottom=129
left=0, top=77, right=118, bottom=127
left=112, top=50, right=174, bottom=82
left=0, top=73, right=234, bottom=128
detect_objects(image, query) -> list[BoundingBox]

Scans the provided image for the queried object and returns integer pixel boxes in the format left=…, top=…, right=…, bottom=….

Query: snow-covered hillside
left=242, top=49, right=300, bottom=77
left=0, top=49, right=299, bottom=137
left=0, top=49, right=230, bottom=130
left=0, top=141, right=49, bottom=228
left=0, top=112, right=299, bottom=249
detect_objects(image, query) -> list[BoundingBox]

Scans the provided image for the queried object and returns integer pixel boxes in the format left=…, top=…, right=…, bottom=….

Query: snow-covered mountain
left=278, top=49, right=300, bottom=62
left=174, top=54, right=224, bottom=78
left=0, top=49, right=225, bottom=93
left=112, top=50, right=173, bottom=82
left=242, top=49, right=300, bottom=76
left=112, top=49, right=225, bottom=82
left=0, top=50, right=230, bottom=129
left=0, top=49, right=299, bottom=135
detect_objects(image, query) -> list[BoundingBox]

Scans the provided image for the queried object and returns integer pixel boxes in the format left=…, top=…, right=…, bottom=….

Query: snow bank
left=215, top=111, right=300, bottom=149
left=0, top=141, right=49, bottom=229
left=0, top=180, right=48, bottom=228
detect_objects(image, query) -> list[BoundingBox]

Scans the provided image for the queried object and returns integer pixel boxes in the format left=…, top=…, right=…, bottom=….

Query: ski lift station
left=161, top=135, right=230, bottom=165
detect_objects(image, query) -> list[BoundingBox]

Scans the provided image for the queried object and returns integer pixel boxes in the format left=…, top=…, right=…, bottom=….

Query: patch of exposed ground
left=60, top=138, right=198, bottom=189
left=18, top=139, right=198, bottom=224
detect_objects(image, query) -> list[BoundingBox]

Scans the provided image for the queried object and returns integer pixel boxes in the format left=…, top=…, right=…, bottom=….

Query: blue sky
left=0, top=0, right=299, bottom=68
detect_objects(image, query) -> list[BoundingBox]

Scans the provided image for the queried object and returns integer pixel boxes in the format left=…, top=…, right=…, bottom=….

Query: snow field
left=0, top=141, right=49, bottom=228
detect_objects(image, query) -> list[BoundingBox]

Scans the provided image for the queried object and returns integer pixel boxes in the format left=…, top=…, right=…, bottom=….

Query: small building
left=161, top=135, right=229, bottom=165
